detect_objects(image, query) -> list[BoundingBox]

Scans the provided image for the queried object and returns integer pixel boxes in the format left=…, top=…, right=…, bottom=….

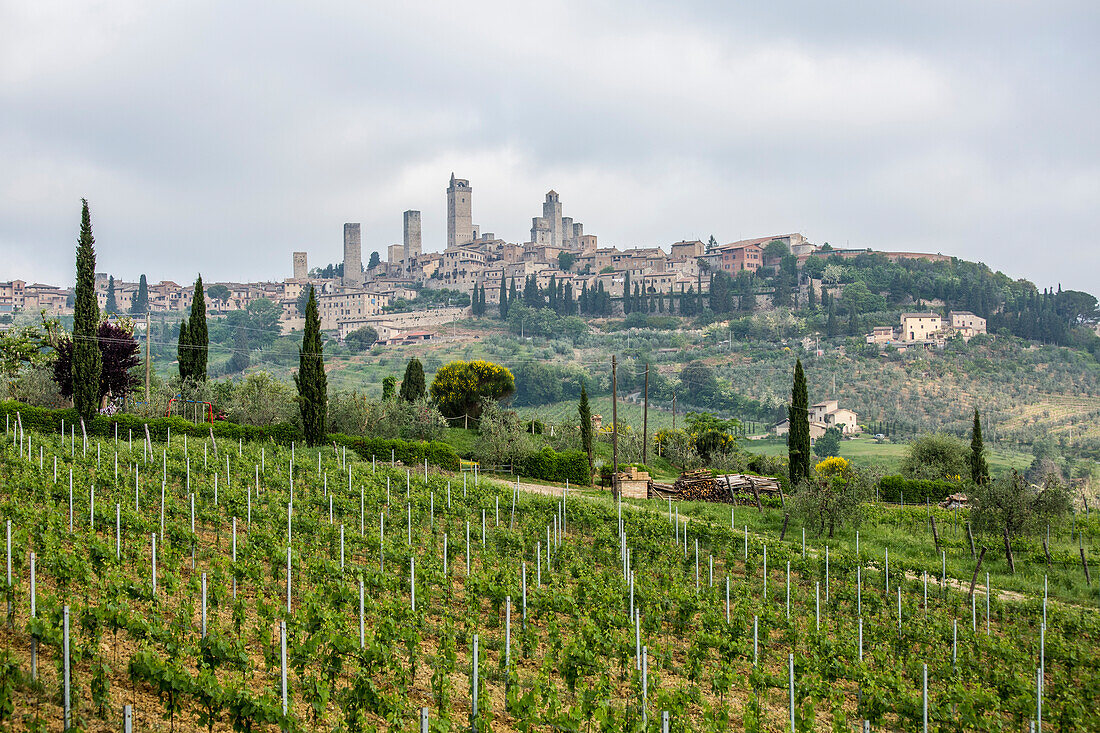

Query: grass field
left=744, top=435, right=1033, bottom=475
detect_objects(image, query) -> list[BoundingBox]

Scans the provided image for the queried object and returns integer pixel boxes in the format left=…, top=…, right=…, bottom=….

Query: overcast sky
left=2, top=0, right=1097, bottom=292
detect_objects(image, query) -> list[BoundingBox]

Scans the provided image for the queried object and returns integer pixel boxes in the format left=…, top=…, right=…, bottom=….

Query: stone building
left=343, top=223, right=363, bottom=287
left=447, top=173, right=475, bottom=248
left=403, top=210, right=422, bottom=259
left=292, top=252, right=308, bottom=280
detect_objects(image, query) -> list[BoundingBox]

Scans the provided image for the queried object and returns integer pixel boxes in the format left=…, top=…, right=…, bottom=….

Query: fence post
left=123, top=705, right=132, bottom=733
left=63, top=605, right=71, bottom=730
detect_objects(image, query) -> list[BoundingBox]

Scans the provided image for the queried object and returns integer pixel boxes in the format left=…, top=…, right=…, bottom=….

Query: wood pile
left=648, top=470, right=783, bottom=504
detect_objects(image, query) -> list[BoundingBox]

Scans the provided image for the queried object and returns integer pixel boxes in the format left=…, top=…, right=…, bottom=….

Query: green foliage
left=295, top=286, right=327, bottom=445
left=399, top=358, right=425, bottom=402
left=578, top=385, right=593, bottom=481
left=130, top=274, right=149, bottom=314
left=790, top=463, right=873, bottom=537
left=0, top=320, right=55, bottom=399
left=333, top=433, right=460, bottom=471
left=344, top=327, right=379, bottom=353
left=558, top=251, right=576, bottom=272
left=877, top=475, right=958, bottom=504
left=902, top=433, right=969, bottom=480
left=970, top=409, right=989, bottom=485
left=813, top=427, right=842, bottom=458
left=53, top=320, right=141, bottom=406
left=206, top=283, right=231, bottom=303
left=971, top=470, right=1072, bottom=539
left=788, top=359, right=810, bottom=485
left=430, top=360, right=515, bottom=422
left=185, top=276, right=209, bottom=382
left=72, top=198, right=102, bottom=419
left=104, top=275, right=118, bottom=314
left=381, top=376, right=396, bottom=401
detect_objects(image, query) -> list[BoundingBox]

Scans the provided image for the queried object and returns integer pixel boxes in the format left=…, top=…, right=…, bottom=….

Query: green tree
left=813, top=426, right=842, bottom=458
left=902, top=433, right=969, bottom=481
left=367, top=251, right=381, bottom=270
left=578, top=384, right=594, bottom=482
left=429, top=360, right=515, bottom=423
left=788, top=359, right=810, bottom=485
left=558, top=251, right=576, bottom=272
left=105, top=276, right=118, bottom=314
left=345, top=327, right=378, bottom=353
left=826, top=300, right=838, bottom=338
left=177, top=321, right=190, bottom=380
left=622, top=271, right=631, bottom=314
left=71, top=199, right=102, bottom=419
left=764, top=239, right=790, bottom=261
left=294, top=286, right=327, bottom=445
left=206, top=283, right=231, bottom=309
left=130, top=274, right=149, bottom=314
left=970, top=408, right=990, bottom=485
left=474, top=400, right=530, bottom=468
left=185, top=276, right=209, bottom=381
left=498, top=274, right=509, bottom=318
left=54, top=321, right=141, bottom=406
left=971, top=470, right=1071, bottom=549
left=791, top=460, right=872, bottom=538
left=381, top=376, right=396, bottom=400
left=399, top=357, right=426, bottom=402
left=296, top=288, right=311, bottom=315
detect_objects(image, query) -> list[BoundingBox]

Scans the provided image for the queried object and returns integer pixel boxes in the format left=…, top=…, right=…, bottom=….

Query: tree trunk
left=1083, top=547, right=1092, bottom=586
left=779, top=513, right=790, bottom=541
left=930, top=515, right=940, bottom=552
left=967, top=546, right=987, bottom=599
left=1042, top=535, right=1053, bottom=567
left=1003, top=527, right=1015, bottom=574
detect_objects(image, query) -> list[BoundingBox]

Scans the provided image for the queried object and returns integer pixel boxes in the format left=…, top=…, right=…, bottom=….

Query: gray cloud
left=1, top=0, right=1097, bottom=292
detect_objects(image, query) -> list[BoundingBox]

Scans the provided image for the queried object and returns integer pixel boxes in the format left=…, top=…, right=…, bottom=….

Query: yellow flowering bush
left=814, top=456, right=850, bottom=478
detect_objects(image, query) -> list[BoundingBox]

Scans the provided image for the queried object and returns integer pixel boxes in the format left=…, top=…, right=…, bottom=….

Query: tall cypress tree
left=295, top=285, right=327, bottom=445
left=71, top=199, right=102, bottom=420
left=131, top=274, right=149, bottom=314
left=399, top=357, right=425, bottom=402
left=177, top=321, right=191, bottom=380
left=623, top=271, right=631, bottom=314
left=826, top=300, right=838, bottom=338
left=186, top=276, right=209, bottom=382
left=970, top=409, right=989, bottom=485
left=578, top=384, right=594, bottom=484
left=498, top=274, right=508, bottom=318
left=508, top=278, right=517, bottom=310
left=788, top=358, right=810, bottom=485
left=105, top=276, right=117, bottom=314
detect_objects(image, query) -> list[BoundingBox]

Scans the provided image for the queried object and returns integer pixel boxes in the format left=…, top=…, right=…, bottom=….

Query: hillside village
left=2, top=173, right=959, bottom=345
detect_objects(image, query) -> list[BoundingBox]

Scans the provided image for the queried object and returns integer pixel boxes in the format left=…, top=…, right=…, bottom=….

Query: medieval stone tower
left=403, top=210, right=422, bottom=259
left=342, top=223, right=363, bottom=287
left=292, top=252, right=308, bottom=280
left=447, top=173, right=474, bottom=248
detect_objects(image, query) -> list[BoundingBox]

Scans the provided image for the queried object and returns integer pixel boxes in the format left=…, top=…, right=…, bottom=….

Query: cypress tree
left=578, top=384, right=594, bottom=484
left=788, top=358, right=811, bottom=485
left=131, top=274, right=149, bottom=314
left=508, top=278, right=517, bottom=310
left=177, top=321, right=191, bottom=380
left=826, top=300, right=838, bottom=338
left=970, top=408, right=989, bottom=485
left=295, top=285, right=327, bottom=445
left=184, top=276, right=209, bottom=382
left=807, top=281, right=817, bottom=310
left=71, top=199, right=102, bottom=420
left=499, top=274, right=508, bottom=318
left=399, top=357, right=426, bottom=402
left=105, top=276, right=117, bottom=314
left=622, top=271, right=631, bottom=314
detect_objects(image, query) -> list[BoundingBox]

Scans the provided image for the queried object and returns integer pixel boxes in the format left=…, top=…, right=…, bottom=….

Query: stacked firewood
left=650, top=471, right=783, bottom=505
left=673, top=469, right=723, bottom=501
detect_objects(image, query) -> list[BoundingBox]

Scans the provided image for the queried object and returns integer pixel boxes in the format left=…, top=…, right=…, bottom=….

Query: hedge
left=517, top=447, right=590, bottom=486
left=0, top=401, right=460, bottom=471
left=878, top=474, right=960, bottom=504
left=331, top=434, right=461, bottom=472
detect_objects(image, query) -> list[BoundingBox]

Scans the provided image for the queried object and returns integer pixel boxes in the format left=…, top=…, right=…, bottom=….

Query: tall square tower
left=343, top=223, right=363, bottom=287
left=403, top=210, right=422, bottom=259
left=447, top=173, right=474, bottom=248
left=292, top=252, right=308, bottom=280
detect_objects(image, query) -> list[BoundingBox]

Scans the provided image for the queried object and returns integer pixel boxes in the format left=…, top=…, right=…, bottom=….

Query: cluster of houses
left=865, top=311, right=987, bottom=350
left=773, top=399, right=861, bottom=440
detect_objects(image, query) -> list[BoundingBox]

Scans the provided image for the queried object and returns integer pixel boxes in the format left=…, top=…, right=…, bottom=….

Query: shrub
left=517, top=447, right=590, bottom=486
left=878, top=475, right=959, bottom=504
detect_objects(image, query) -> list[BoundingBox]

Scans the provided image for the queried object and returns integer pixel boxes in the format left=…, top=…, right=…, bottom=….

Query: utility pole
left=145, top=310, right=151, bottom=402
left=642, top=362, right=649, bottom=466
left=611, top=355, right=618, bottom=497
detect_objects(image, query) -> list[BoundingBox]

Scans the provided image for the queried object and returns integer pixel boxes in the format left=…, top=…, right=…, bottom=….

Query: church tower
left=447, top=173, right=474, bottom=248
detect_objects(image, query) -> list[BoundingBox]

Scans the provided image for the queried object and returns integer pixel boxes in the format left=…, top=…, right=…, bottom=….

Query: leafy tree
left=367, top=251, right=381, bottom=270
left=345, top=327, right=378, bottom=353
left=206, top=283, right=231, bottom=307
left=971, top=470, right=1071, bottom=543
left=970, top=408, right=989, bottom=485
left=788, top=359, right=810, bottom=485
left=474, top=399, right=530, bottom=468
left=577, top=384, right=594, bottom=481
left=902, top=433, right=969, bottom=481
left=0, top=321, right=55, bottom=399
left=684, top=412, right=740, bottom=463
left=105, top=276, right=118, bottom=314
left=826, top=300, right=838, bottom=338
left=498, top=274, right=509, bottom=318
left=381, top=376, right=396, bottom=400
left=130, top=274, right=149, bottom=314
left=430, top=360, right=514, bottom=422
left=764, top=239, right=790, bottom=261
left=813, top=426, right=842, bottom=458
left=54, top=321, right=141, bottom=405
left=791, top=457, right=872, bottom=538
left=679, top=361, right=718, bottom=407
left=558, top=251, right=576, bottom=272
left=72, top=199, right=102, bottom=419
left=294, top=286, right=327, bottom=445
left=399, top=358, right=426, bottom=402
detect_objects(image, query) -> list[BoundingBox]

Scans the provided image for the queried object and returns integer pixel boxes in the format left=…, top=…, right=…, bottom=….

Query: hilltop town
left=2, top=173, right=966, bottom=345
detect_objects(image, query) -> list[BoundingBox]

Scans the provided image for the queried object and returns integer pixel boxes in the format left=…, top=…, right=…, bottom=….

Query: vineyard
left=1, top=424, right=1099, bottom=731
